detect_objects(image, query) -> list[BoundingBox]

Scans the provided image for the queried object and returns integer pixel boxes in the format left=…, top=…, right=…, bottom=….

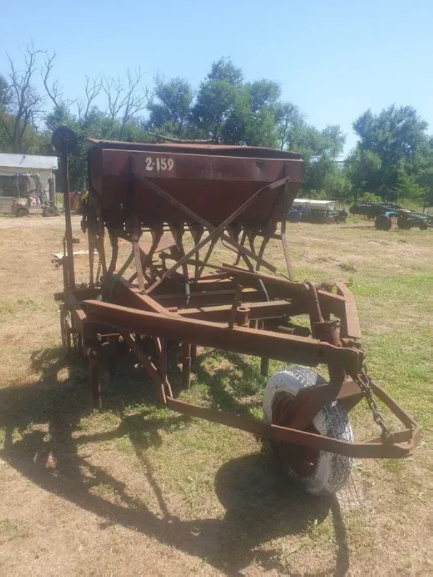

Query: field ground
left=0, top=215, right=432, bottom=576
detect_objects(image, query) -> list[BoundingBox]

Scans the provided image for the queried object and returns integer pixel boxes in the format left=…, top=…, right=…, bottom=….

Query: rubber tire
left=16, top=207, right=29, bottom=217
left=397, top=217, right=411, bottom=230
left=263, top=367, right=353, bottom=496
left=419, top=222, right=428, bottom=231
left=43, top=206, right=56, bottom=217
left=287, top=209, right=301, bottom=223
left=338, top=211, right=348, bottom=223
left=375, top=214, right=392, bottom=231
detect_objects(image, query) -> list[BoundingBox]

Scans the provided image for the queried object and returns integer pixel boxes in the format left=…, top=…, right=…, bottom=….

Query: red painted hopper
left=88, top=140, right=303, bottom=227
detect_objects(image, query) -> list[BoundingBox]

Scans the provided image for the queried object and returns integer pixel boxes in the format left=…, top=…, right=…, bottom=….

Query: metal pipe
left=57, top=134, right=76, bottom=289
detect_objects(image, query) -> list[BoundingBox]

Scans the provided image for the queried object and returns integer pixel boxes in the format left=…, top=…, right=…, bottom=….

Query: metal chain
left=353, top=371, right=392, bottom=439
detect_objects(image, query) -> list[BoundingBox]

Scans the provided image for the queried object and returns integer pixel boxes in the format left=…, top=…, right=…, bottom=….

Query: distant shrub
left=359, top=192, right=382, bottom=203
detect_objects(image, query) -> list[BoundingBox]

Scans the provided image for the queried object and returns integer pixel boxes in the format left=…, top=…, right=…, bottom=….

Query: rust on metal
left=53, top=130, right=419, bottom=470
left=165, top=396, right=418, bottom=459
left=83, top=299, right=365, bottom=375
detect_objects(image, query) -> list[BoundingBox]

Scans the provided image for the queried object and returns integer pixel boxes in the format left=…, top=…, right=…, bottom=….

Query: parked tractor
left=350, top=201, right=432, bottom=231
left=9, top=173, right=59, bottom=217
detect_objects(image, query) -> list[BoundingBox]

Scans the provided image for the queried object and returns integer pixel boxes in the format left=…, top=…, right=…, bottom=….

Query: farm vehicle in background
left=10, top=173, right=59, bottom=217
left=349, top=201, right=432, bottom=231
left=287, top=199, right=347, bottom=224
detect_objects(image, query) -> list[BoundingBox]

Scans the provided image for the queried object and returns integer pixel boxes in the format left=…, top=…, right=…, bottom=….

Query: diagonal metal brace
left=132, top=168, right=291, bottom=293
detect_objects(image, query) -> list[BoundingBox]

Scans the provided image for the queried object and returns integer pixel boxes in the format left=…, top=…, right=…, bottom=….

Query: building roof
left=0, top=153, right=58, bottom=171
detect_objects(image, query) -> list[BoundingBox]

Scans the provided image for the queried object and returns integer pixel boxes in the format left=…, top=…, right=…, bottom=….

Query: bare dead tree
left=76, top=76, right=103, bottom=127
left=42, top=52, right=78, bottom=112
left=0, top=44, right=44, bottom=152
left=102, top=69, right=148, bottom=139
left=42, top=52, right=62, bottom=109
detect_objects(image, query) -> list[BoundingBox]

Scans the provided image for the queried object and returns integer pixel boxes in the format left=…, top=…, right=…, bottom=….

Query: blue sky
left=1, top=0, right=433, bottom=155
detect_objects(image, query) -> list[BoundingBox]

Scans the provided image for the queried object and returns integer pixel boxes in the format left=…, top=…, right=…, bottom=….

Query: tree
left=345, top=148, right=382, bottom=198
left=192, top=77, right=239, bottom=142
left=0, top=44, right=45, bottom=153
left=207, top=58, right=243, bottom=85
left=41, top=54, right=150, bottom=189
left=347, top=105, right=432, bottom=201
left=102, top=69, right=148, bottom=139
left=191, top=62, right=284, bottom=146
left=247, top=79, right=281, bottom=112
left=147, top=76, right=193, bottom=139
left=275, top=102, right=304, bottom=150
left=146, top=59, right=346, bottom=194
left=279, top=121, right=346, bottom=195
left=243, top=80, right=281, bottom=146
left=189, top=58, right=245, bottom=142
left=0, top=45, right=43, bottom=152
left=0, top=75, right=10, bottom=108
left=0, top=75, right=11, bottom=149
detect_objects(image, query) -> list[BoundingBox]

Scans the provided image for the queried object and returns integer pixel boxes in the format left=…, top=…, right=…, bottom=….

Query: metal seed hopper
left=53, top=127, right=419, bottom=496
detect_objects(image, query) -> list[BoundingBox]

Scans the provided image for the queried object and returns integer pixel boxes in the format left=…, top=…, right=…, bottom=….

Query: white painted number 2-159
left=145, top=157, right=174, bottom=172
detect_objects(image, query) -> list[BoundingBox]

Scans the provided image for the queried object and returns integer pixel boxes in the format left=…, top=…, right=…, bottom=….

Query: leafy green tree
left=0, top=75, right=10, bottom=149
left=275, top=102, right=304, bottom=149
left=0, top=75, right=10, bottom=108
left=191, top=61, right=280, bottom=146
left=247, top=79, right=281, bottom=111
left=148, top=59, right=347, bottom=193
left=279, top=120, right=346, bottom=195
left=147, top=76, right=193, bottom=138
left=207, top=58, right=243, bottom=85
left=345, top=149, right=382, bottom=199
left=192, top=78, right=238, bottom=142
left=347, top=105, right=432, bottom=202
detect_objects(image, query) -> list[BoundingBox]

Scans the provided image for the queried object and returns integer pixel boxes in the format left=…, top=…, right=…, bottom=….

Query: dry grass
left=0, top=215, right=432, bottom=576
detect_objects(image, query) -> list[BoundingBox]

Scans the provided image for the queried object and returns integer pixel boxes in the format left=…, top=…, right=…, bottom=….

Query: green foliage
left=285, top=122, right=346, bottom=196
left=192, top=77, right=241, bottom=142
left=0, top=75, right=10, bottom=108
left=359, top=192, right=382, bottom=203
left=347, top=105, right=433, bottom=203
left=207, top=57, right=243, bottom=85
left=147, top=76, right=193, bottom=138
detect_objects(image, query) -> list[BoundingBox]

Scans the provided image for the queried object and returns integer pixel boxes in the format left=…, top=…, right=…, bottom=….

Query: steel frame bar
left=280, top=181, right=294, bottom=279
left=83, top=300, right=364, bottom=374
left=60, top=292, right=419, bottom=459
left=165, top=397, right=419, bottom=458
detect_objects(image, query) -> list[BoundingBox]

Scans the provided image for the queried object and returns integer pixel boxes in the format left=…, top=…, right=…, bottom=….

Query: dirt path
left=0, top=215, right=78, bottom=230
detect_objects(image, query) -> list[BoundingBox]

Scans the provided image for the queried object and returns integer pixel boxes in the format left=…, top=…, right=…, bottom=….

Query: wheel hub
left=272, top=392, right=320, bottom=478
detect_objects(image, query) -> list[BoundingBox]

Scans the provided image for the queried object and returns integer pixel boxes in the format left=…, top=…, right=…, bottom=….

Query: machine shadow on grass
left=0, top=345, right=350, bottom=576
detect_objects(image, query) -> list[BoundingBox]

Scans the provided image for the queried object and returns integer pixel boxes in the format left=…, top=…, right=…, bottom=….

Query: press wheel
left=263, top=367, right=353, bottom=496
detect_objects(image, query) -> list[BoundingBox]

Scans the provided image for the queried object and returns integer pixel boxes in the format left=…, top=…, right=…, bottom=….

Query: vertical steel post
left=61, top=141, right=76, bottom=289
